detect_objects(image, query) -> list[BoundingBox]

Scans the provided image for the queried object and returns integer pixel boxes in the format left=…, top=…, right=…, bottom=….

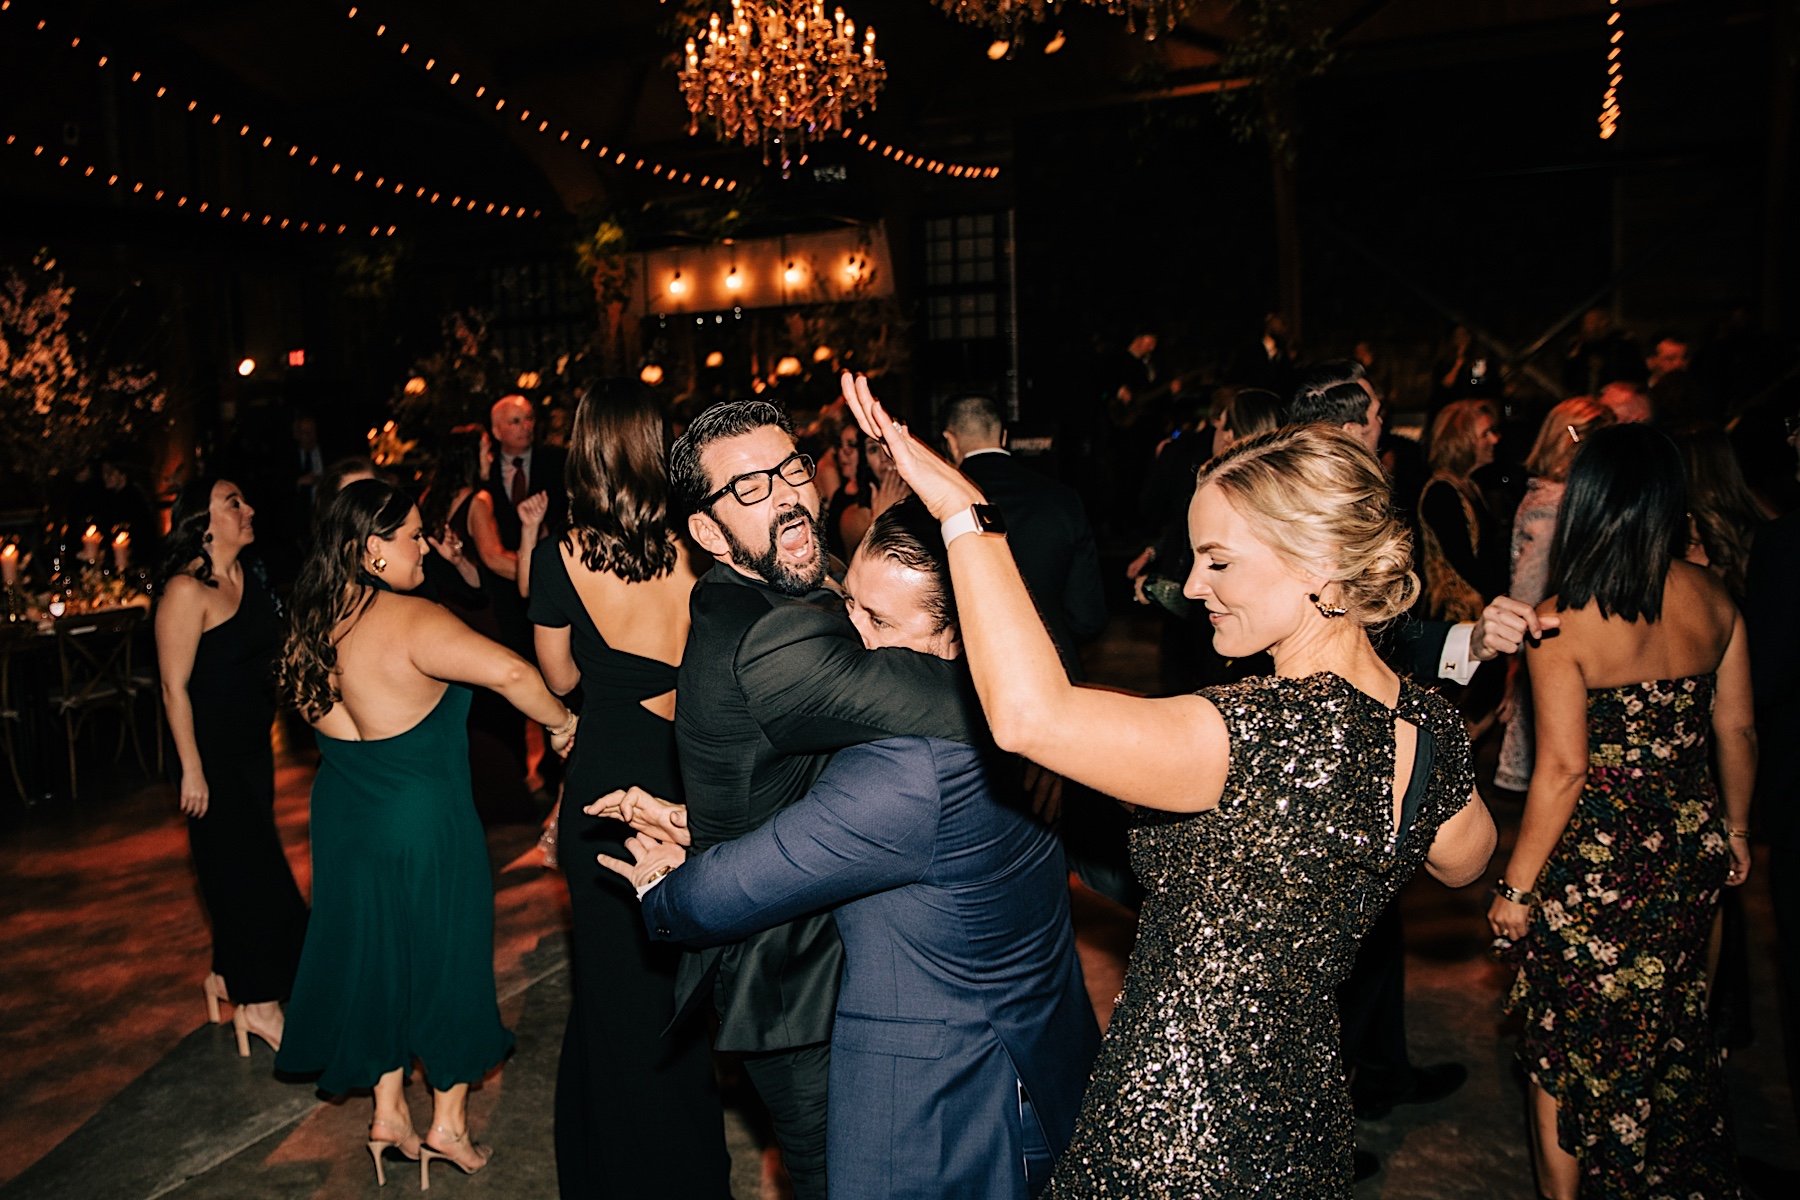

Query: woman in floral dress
left=1489, top=423, right=1755, bottom=1199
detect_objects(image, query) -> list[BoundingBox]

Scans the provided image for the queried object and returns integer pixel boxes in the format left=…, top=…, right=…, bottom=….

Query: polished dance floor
left=1, top=612, right=1794, bottom=1199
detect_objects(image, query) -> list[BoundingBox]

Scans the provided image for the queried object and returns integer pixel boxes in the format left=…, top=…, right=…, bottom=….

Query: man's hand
left=586, top=785, right=692, bottom=847
left=597, top=832, right=688, bottom=891
left=1470, top=595, right=1561, bottom=661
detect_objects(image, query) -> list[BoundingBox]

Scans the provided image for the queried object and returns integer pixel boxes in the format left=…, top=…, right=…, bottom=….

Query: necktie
left=510, top=457, right=527, bottom=506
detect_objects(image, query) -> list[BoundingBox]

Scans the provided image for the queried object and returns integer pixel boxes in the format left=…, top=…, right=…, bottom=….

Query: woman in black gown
left=154, top=477, right=308, bottom=1055
left=527, top=385, right=729, bottom=1197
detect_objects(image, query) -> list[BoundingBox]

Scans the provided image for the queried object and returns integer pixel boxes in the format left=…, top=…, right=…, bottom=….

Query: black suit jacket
left=960, top=451, right=1107, bottom=678
left=1747, top=511, right=1800, bottom=850
left=1377, top=617, right=1459, bottom=683
left=673, top=564, right=982, bottom=1051
left=482, top=444, right=567, bottom=550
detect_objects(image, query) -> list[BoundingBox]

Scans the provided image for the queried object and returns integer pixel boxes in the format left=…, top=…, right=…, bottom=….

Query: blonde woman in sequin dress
left=842, top=375, right=1501, bottom=1198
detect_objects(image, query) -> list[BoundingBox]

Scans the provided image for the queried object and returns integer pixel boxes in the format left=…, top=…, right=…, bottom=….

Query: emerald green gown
left=276, top=685, right=514, bottom=1093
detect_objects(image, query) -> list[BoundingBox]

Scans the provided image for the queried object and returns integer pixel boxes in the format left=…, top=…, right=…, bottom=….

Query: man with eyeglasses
left=664, top=400, right=983, bottom=1199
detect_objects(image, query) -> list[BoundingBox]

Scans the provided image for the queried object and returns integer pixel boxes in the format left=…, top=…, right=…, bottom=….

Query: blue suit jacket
left=643, top=736, right=1100, bottom=1200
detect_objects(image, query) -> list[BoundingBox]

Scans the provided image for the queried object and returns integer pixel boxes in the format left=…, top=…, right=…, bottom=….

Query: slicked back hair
left=1547, top=423, right=1686, bottom=622
left=858, top=498, right=956, bottom=635
left=1288, top=360, right=1373, bottom=429
left=668, top=400, right=793, bottom=513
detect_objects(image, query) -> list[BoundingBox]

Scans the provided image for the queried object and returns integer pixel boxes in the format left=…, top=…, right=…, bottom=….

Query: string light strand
left=837, top=128, right=1003, bottom=180
left=0, top=3, right=542, bottom=219
left=2, top=132, right=399, bottom=238
left=1599, top=0, right=1622, bottom=139
left=344, top=5, right=740, bottom=193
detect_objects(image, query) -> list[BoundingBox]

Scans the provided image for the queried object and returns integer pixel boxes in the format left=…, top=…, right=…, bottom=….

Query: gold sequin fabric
left=1047, top=672, right=1476, bottom=1199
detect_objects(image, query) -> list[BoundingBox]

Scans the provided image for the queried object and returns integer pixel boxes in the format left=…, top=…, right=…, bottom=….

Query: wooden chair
left=47, top=608, right=151, bottom=797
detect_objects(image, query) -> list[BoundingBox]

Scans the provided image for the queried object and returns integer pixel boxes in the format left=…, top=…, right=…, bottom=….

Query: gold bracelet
left=640, top=864, right=674, bottom=889
left=547, top=711, right=577, bottom=738
left=1727, top=828, right=1750, bottom=839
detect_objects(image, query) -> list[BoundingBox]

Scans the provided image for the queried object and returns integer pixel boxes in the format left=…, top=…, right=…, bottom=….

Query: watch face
left=972, top=504, right=1007, bottom=535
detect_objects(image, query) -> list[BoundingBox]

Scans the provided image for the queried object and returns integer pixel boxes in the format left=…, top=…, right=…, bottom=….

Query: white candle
left=0, top=543, right=17, bottom=587
left=112, top=530, right=131, bottom=572
left=81, top=524, right=102, bottom=565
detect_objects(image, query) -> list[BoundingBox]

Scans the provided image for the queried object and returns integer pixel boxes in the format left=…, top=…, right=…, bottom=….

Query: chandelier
left=680, top=2, right=886, bottom=165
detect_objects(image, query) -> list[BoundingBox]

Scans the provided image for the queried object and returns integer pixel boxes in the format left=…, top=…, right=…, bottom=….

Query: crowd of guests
left=142, top=305, right=1798, bottom=1199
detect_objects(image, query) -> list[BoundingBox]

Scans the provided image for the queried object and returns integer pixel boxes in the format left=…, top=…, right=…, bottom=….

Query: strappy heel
left=202, top=973, right=230, bottom=1025
left=229, top=1005, right=281, bottom=1057
left=365, top=1115, right=422, bottom=1187
left=419, top=1124, right=491, bottom=1189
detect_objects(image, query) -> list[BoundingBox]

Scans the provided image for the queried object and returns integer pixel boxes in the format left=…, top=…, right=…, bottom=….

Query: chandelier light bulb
left=236, top=357, right=256, bottom=377
left=986, top=39, right=1011, bottom=60
left=1044, top=30, right=1066, bottom=54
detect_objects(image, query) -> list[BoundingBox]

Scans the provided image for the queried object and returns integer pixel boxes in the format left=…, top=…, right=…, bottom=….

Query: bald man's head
left=491, top=394, right=535, bottom=457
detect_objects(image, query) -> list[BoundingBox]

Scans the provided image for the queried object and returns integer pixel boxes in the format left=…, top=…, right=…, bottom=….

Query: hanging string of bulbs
left=1599, top=0, right=1623, bottom=140
left=0, top=2, right=543, bottom=221
left=2, top=133, right=400, bottom=238
left=344, top=6, right=741, bottom=193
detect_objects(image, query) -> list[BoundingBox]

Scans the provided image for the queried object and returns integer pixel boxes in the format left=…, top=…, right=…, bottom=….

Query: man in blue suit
left=595, top=501, right=1100, bottom=1199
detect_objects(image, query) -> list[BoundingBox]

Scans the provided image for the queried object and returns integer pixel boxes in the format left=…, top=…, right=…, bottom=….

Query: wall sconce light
left=668, top=270, right=687, bottom=296
left=784, top=261, right=803, bottom=285
left=236, top=357, right=256, bottom=377
left=725, top=266, right=742, bottom=291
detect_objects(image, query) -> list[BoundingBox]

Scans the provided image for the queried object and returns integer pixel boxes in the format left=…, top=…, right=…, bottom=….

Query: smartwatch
left=941, top=503, right=1008, bottom=546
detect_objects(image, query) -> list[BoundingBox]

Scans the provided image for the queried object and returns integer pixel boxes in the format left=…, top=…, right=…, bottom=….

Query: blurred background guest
left=824, top=418, right=873, bottom=561
left=1494, top=397, right=1616, bottom=793
left=1419, top=400, right=1505, bottom=624
left=1677, top=425, right=1771, bottom=601
left=154, top=476, right=308, bottom=1058
left=1489, top=423, right=1753, bottom=1200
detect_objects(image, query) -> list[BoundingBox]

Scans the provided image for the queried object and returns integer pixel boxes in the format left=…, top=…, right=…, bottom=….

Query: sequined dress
left=1505, top=676, right=1740, bottom=1198
left=1048, top=673, right=1475, bottom=1198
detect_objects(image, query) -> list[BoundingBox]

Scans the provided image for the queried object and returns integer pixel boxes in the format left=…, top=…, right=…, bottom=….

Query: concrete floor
left=1, top=610, right=1795, bottom=1199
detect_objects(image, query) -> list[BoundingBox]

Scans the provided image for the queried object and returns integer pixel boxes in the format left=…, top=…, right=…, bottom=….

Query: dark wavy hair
left=1548, top=423, right=1686, bottom=622
left=1677, top=426, right=1764, bottom=600
left=563, top=383, right=679, bottom=582
left=669, top=399, right=792, bottom=513
left=158, top=475, right=224, bottom=588
left=278, top=479, right=415, bottom=721
left=420, top=424, right=487, bottom=540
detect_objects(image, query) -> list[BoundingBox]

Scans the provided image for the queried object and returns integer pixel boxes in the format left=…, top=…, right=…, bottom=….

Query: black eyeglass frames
left=701, top=451, right=818, bottom=507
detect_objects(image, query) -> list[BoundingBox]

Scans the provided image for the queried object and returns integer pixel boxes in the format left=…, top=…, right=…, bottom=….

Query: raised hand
left=597, top=832, right=688, bottom=891
left=1470, top=595, right=1561, bottom=661
left=518, top=491, right=550, bottom=531
left=425, top=530, right=481, bottom=588
left=840, top=372, right=984, bottom=521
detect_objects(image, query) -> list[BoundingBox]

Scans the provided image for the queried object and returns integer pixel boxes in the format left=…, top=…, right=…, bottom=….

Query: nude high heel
left=229, top=1005, right=281, bottom=1057
left=202, top=973, right=230, bottom=1025
left=418, top=1124, right=492, bottom=1190
left=365, top=1115, right=422, bottom=1187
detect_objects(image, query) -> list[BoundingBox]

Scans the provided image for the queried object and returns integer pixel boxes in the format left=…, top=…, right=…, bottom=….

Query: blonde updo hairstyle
left=1193, top=424, right=1419, bottom=627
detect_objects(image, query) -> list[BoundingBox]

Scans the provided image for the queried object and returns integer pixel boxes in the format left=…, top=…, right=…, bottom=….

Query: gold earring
left=372, top=556, right=387, bottom=573
left=1309, top=592, right=1347, bottom=619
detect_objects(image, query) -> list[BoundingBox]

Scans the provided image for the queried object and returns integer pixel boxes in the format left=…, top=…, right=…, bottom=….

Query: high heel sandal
left=202, top=973, right=230, bottom=1025
left=418, top=1124, right=491, bottom=1190
left=229, top=1005, right=281, bottom=1057
left=365, top=1115, right=422, bottom=1188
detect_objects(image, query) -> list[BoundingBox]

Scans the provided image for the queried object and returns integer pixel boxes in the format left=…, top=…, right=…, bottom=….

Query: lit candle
left=113, top=530, right=131, bottom=572
left=0, top=543, right=17, bottom=587
left=81, top=524, right=102, bottom=565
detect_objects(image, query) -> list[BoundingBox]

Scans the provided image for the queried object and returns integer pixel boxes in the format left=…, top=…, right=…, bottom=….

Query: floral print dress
left=1506, top=675, right=1741, bottom=1199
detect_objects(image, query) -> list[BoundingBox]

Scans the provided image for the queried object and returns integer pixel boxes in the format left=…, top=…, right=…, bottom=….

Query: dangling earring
left=371, top=556, right=387, bottom=573
left=1309, top=592, right=1347, bottom=619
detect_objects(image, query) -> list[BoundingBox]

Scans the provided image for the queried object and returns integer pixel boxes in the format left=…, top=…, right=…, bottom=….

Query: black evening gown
left=448, top=493, right=530, bottom=821
left=182, top=567, right=308, bottom=1004
left=527, top=539, right=731, bottom=1198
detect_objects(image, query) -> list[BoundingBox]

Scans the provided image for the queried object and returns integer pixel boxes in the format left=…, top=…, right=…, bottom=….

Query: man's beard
left=719, top=503, right=827, bottom=597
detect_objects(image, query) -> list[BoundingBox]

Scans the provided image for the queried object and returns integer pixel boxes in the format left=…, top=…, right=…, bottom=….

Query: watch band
left=941, top=504, right=1005, bottom=546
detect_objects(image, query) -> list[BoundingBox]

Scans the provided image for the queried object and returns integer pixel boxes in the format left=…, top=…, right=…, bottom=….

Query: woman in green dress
left=275, top=480, right=577, bottom=1186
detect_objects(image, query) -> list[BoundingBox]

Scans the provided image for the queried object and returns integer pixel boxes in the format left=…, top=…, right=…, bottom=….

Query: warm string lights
left=679, top=1, right=887, bottom=165
left=2, top=133, right=399, bottom=237
left=0, top=3, right=540, bottom=220
left=1599, top=0, right=1623, bottom=140
left=837, top=128, right=1002, bottom=179
left=344, top=5, right=741, bottom=193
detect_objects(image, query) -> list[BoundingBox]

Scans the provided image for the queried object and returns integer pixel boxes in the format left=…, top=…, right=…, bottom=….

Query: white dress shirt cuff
left=1439, top=622, right=1481, bottom=686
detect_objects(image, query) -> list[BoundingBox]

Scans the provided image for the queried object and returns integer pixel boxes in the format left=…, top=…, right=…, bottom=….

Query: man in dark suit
left=1746, top=413, right=1800, bottom=1135
left=600, top=501, right=1099, bottom=1198
left=943, top=394, right=1107, bottom=677
left=480, top=393, right=567, bottom=553
left=663, top=401, right=983, bottom=1199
